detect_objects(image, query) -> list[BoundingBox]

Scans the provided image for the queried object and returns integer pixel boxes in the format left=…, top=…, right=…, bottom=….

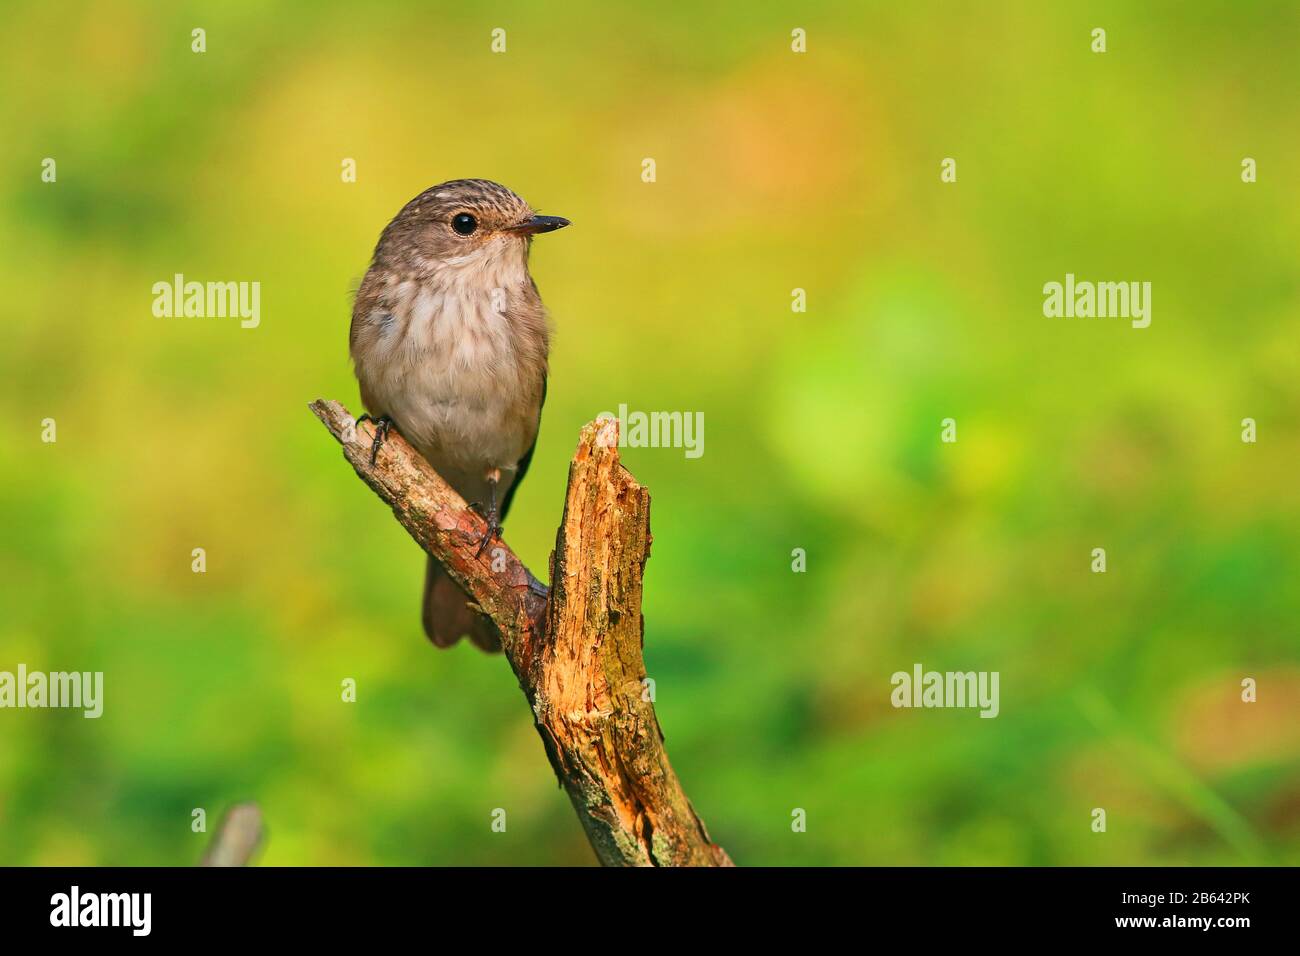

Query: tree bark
left=309, top=400, right=731, bottom=867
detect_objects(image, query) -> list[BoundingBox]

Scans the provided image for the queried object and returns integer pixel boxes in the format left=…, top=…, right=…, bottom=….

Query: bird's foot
left=355, top=414, right=392, bottom=467
left=470, top=469, right=504, bottom=558
left=468, top=501, right=503, bottom=558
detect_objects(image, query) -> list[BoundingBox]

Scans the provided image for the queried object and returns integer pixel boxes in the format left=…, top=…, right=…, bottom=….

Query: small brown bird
left=349, top=179, right=569, bottom=651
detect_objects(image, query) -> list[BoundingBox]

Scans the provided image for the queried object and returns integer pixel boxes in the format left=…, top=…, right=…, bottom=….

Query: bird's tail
left=421, top=556, right=502, bottom=652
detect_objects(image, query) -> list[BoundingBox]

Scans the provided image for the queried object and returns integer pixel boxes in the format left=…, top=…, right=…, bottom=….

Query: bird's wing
left=349, top=271, right=382, bottom=353
left=499, top=376, right=546, bottom=523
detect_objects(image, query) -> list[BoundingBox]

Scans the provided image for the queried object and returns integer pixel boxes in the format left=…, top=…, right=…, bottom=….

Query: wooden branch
left=201, top=803, right=264, bottom=867
left=310, top=399, right=731, bottom=867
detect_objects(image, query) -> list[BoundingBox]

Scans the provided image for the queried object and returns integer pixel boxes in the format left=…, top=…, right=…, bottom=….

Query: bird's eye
left=451, top=213, right=478, bottom=236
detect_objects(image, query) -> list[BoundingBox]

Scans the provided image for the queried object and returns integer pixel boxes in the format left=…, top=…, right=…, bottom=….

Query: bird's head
left=377, top=179, right=569, bottom=274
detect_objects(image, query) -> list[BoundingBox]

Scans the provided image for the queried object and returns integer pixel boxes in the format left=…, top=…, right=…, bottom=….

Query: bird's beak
left=506, top=215, right=571, bottom=235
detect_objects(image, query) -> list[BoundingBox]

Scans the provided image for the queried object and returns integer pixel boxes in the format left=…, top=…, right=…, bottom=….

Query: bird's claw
left=474, top=515, right=502, bottom=559
left=470, top=469, right=504, bottom=558
left=356, top=415, right=392, bottom=467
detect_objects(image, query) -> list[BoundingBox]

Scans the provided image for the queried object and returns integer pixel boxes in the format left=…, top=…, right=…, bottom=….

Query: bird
left=349, top=179, right=569, bottom=652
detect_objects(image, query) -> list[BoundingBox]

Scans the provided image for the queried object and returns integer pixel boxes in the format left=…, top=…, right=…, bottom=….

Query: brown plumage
left=349, top=179, right=568, bottom=651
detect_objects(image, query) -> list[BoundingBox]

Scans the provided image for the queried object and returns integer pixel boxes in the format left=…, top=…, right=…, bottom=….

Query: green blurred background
left=1, top=0, right=1298, bottom=866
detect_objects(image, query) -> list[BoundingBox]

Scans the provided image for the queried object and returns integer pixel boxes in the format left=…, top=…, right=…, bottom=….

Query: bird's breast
left=352, top=268, right=546, bottom=487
